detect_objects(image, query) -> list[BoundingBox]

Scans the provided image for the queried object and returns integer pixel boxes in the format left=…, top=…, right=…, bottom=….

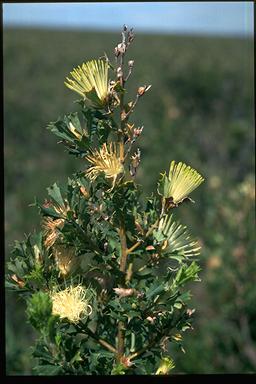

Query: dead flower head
left=51, top=284, right=92, bottom=324
left=53, top=245, right=80, bottom=276
left=113, top=287, right=136, bottom=298
left=42, top=217, right=64, bottom=249
left=129, top=148, right=141, bottom=176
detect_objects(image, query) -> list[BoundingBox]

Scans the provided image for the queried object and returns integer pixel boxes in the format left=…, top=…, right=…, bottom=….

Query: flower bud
left=137, top=85, right=152, bottom=96
left=121, top=110, right=127, bottom=121
left=117, top=42, right=126, bottom=54
left=11, top=274, right=25, bottom=288
left=128, top=60, right=134, bottom=68
left=120, top=356, right=133, bottom=368
left=133, top=125, right=144, bottom=138
left=128, top=28, right=135, bottom=44
left=114, top=46, right=120, bottom=57
left=117, top=66, right=123, bottom=79
left=80, top=186, right=89, bottom=199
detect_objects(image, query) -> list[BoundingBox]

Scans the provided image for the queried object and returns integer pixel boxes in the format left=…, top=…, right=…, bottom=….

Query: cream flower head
left=64, top=59, right=109, bottom=108
left=155, top=356, right=175, bottom=375
left=51, top=284, right=92, bottom=324
left=161, top=161, right=204, bottom=205
left=85, top=143, right=124, bottom=187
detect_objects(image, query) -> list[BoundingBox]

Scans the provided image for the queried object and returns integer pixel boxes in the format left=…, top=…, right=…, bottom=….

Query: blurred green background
left=4, top=28, right=255, bottom=374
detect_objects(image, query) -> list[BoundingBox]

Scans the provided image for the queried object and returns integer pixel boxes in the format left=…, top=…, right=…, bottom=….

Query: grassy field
left=4, top=27, right=255, bottom=374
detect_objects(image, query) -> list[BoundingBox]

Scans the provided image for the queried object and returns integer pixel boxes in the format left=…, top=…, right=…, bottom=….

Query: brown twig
left=116, top=32, right=129, bottom=361
left=126, top=219, right=160, bottom=255
left=75, top=324, right=117, bottom=354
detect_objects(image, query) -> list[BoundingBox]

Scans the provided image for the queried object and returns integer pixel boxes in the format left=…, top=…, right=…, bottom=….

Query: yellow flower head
left=42, top=217, right=64, bottom=249
left=85, top=143, right=124, bottom=187
left=155, top=356, right=175, bottom=375
left=51, top=284, right=92, bottom=323
left=64, top=59, right=109, bottom=108
left=165, top=161, right=204, bottom=204
left=53, top=245, right=79, bottom=276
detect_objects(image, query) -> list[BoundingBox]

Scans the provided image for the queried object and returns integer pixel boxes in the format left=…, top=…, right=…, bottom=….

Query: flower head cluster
left=85, top=143, right=124, bottom=187
left=51, top=284, right=92, bottom=323
left=161, top=161, right=204, bottom=205
left=155, top=356, right=175, bottom=375
left=65, top=59, right=109, bottom=108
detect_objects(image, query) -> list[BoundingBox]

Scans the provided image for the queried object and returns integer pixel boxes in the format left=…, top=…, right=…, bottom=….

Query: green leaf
left=47, top=183, right=65, bottom=207
left=146, top=281, right=165, bottom=300
left=173, top=261, right=201, bottom=288
left=157, top=172, right=170, bottom=197
left=33, top=364, right=64, bottom=375
left=39, top=204, right=63, bottom=219
left=111, top=363, right=127, bottom=375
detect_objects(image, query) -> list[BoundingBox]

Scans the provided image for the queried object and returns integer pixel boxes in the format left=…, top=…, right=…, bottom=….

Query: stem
left=128, top=311, right=186, bottom=361
left=117, top=321, right=125, bottom=360
left=116, top=45, right=128, bottom=362
left=119, top=223, right=128, bottom=272
left=128, top=340, right=155, bottom=361
left=126, top=219, right=160, bottom=255
left=117, top=221, right=128, bottom=361
left=124, top=94, right=140, bottom=120
left=126, top=239, right=143, bottom=255
left=88, top=331, right=117, bottom=354
left=75, top=324, right=117, bottom=354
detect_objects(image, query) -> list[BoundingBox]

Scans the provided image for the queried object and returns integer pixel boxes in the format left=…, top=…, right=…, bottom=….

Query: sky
left=3, top=2, right=254, bottom=37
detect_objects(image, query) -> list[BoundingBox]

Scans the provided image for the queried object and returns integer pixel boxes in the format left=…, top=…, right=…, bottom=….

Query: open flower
left=85, top=143, right=124, bottom=187
left=64, top=59, right=109, bottom=108
left=50, top=284, right=92, bottom=323
left=159, top=161, right=204, bottom=205
left=155, top=356, right=175, bottom=375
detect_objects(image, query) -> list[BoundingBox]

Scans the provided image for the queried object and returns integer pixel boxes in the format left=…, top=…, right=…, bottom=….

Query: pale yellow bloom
left=85, top=143, right=124, bottom=187
left=155, top=356, right=175, bottom=375
left=65, top=59, right=109, bottom=108
left=165, top=161, right=204, bottom=204
left=51, top=284, right=92, bottom=323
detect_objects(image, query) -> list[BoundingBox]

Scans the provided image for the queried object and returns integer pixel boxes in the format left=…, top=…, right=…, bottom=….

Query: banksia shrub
left=6, top=26, right=204, bottom=375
